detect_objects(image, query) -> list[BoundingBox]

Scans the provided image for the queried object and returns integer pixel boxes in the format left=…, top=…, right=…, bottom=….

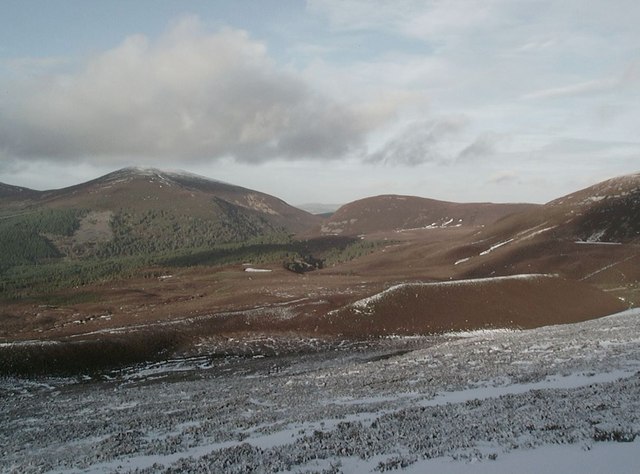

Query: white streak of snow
left=479, top=239, right=514, bottom=256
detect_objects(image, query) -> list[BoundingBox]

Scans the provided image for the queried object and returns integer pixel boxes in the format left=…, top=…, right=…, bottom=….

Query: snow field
left=1, top=309, right=640, bottom=473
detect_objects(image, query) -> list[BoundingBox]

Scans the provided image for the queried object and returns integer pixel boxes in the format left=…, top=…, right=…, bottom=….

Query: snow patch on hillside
left=519, top=225, right=556, bottom=240
left=244, top=268, right=272, bottom=273
left=479, top=239, right=514, bottom=255
left=351, top=274, right=555, bottom=309
left=586, top=228, right=607, bottom=242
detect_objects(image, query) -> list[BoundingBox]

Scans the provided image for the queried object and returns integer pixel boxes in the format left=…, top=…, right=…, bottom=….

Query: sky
left=1, top=0, right=639, bottom=206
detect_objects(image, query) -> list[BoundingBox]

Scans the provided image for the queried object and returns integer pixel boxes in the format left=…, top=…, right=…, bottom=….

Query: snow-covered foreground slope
left=2, top=310, right=640, bottom=473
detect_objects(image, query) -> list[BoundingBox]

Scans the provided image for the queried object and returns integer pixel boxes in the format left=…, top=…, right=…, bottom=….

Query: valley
left=4, top=3, right=638, bottom=471
left=2, top=168, right=640, bottom=375
left=2, top=168, right=640, bottom=472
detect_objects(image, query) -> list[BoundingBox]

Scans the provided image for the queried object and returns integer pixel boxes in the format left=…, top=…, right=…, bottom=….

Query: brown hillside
left=469, top=172, right=640, bottom=246
left=318, top=194, right=537, bottom=236
left=317, top=275, right=627, bottom=336
left=0, top=183, right=41, bottom=214
left=26, top=167, right=320, bottom=234
left=0, top=182, right=39, bottom=200
left=444, top=172, right=640, bottom=283
left=2, top=172, right=639, bottom=375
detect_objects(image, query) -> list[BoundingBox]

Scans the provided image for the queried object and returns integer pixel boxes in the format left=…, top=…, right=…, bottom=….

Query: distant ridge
left=296, top=203, right=342, bottom=215
left=318, top=194, right=538, bottom=235
left=0, top=182, right=39, bottom=200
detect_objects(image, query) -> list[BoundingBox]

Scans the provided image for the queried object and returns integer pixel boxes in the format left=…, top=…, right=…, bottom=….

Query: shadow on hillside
left=0, top=330, right=188, bottom=377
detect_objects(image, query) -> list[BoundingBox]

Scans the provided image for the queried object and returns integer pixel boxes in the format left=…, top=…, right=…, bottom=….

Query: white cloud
left=3, top=2, right=640, bottom=205
left=308, top=0, right=640, bottom=104
left=0, top=16, right=388, bottom=165
left=521, top=78, right=619, bottom=101
left=521, top=60, right=640, bottom=101
left=539, top=138, right=640, bottom=158
left=307, top=0, right=506, bottom=41
left=306, top=0, right=412, bottom=32
left=401, top=0, right=504, bottom=42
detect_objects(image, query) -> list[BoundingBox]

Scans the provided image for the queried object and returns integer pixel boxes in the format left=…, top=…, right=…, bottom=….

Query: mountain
left=0, top=167, right=321, bottom=265
left=545, top=172, right=640, bottom=243
left=2, top=171, right=639, bottom=375
left=0, top=182, right=41, bottom=209
left=467, top=172, right=640, bottom=244
left=448, top=172, right=640, bottom=284
left=0, top=182, right=38, bottom=200
left=318, top=194, right=538, bottom=235
left=33, top=167, right=319, bottom=233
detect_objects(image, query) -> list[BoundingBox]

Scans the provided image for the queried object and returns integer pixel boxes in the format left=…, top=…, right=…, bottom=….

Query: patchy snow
left=585, top=228, right=607, bottom=242
left=449, top=328, right=518, bottom=339
left=418, top=369, right=636, bottom=408
left=455, top=257, right=471, bottom=265
left=244, top=193, right=279, bottom=215
left=397, top=441, right=640, bottom=474
left=396, top=217, right=464, bottom=232
left=0, top=340, right=60, bottom=348
left=3, top=309, right=640, bottom=472
left=479, top=238, right=514, bottom=255
left=580, top=254, right=638, bottom=281
left=244, top=268, right=273, bottom=273
left=582, top=195, right=607, bottom=204
left=519, top=225, right=556, bottom=240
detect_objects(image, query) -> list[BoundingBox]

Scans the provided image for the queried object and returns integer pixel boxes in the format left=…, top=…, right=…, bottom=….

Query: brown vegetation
left=2, top=171, right=640, bottom=375
left=316, top=275, right=627, bottom=336
left=316, top=194, right=538, bottom=236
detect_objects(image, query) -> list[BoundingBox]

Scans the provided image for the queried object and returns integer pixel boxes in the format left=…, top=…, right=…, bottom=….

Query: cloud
left=307, top=0, right=504, bottom=41
left=0, top=16, right=377, bottom=165
left=456, top=132, right=502, bottom=161
left=400, top=1, right=503, bottom=42
left=487, top=170, right=519, bottom=185
left=306, top=0, right=411, bottom=32
left=366, top=117, right=467, bottom=166
left=539, top=138, right=640, bottom=157
left=522, top=59, right=640, bottom=101
left=521, top=78, right=619, bottom=101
